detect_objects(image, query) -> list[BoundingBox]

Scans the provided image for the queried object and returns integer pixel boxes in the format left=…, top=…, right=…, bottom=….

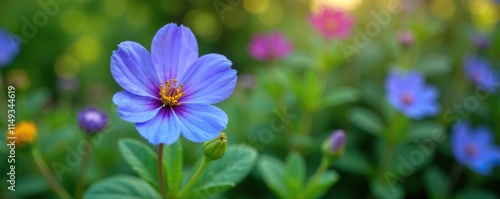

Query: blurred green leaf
left=257, top=155, right=289, bottom=199
left=406, top=121, right=444, bottom=141
left=348, top=107, right=385, bottom=136
left=19, top=88, right=50, bottom=120
left=84, top=175, right=161, bottom=199
left=321, top=87, right=359, bottom=108
left=118, top=138, right=158, bottom=189
left=423, top=166, right=447, bottom=199
left=10, top=175, right=49, bottom=197
left=370, top=180, right=405, bottom=199
left=284, top=151, right=306, bottom=194
left=417, top=54, right=451, bottom=76
left=304, top=171, right=339, bottom=199
left=334, top=150, right=375, bottom=177
left=163, top=140, right=183, bottom=195
left=455, top=188, right=498, bottom=199
left=188, top=145, right=257, bottom=198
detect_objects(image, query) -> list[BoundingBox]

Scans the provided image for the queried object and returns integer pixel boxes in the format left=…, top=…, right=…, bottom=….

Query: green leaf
left=406, top=121, right=444, bottom=142
left=118, top=138, right=159, bottom=189
left=334, top=150, right=375, bottom=177
left=321, top=87, right=359, bottom=108
left=370, top=180, right=405, bottom=199
left=84, top=175, right=161, bottom=199
left=417, top=54, right=451, bottom=76
left=455, top=188, right=498, bottom=199
left=348, top=107, right=385, bottom=136
left=304, top=171, right=339, bottom=199
left=423, top=167, right=447, bottom=199
left=163, top=140, right=183, bottom=195
left=284, top=151, right=306, bottom=194
left=187, top=145, right=258, bottom=198
left=257, top=155, right=289, bottom=199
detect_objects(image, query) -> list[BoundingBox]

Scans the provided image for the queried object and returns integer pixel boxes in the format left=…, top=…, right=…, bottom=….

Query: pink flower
left=309, top=7, right=355, bottom=40
left=248, top=32, right=292, bottom=61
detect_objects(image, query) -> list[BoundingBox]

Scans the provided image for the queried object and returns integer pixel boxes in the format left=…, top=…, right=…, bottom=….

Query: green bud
left=203, top=132, right=227, bottom=160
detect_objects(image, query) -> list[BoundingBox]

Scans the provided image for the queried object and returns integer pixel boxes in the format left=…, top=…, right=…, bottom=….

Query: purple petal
left=151, top=23, right=198, bottom=81
left=174, top=103, right=228, bottom=142
left=452, top=122, right=470, bottom=164
left=405, top=71, right=425, bottom=91
left=111, top=41, right=160, bottom=98
left=136, top=109, right=181, bottom=145
left=473, top=126, right=493, bottom=146
left=180, top=54, right=237, bottom=104
left=113, top=91, right=162, bottom=123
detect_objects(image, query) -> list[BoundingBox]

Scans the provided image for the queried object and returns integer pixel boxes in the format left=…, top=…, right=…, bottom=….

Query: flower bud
left=397, top=30, right=414, bottom=48
left=6, top=121, right=37, bottom=147
left=322, top=130, right=346, bottom=159
left=77, top=107, right=108, bottom=134
left=203, top=132, right=227, bottom=160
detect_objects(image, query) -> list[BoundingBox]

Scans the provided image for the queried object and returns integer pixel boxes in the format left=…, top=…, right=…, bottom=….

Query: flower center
left=472, top=73, right=484, bottom=84
left=401, top=92, right=413, bottom=105
left=465, top=144, right=477, bottom=157
left=159, top=78, right=185, bottom=107
left=325, top=19, right=337, bottom=31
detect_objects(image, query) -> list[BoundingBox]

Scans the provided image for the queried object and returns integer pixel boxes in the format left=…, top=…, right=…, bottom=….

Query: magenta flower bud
left=248, top=31, right=292, bottom=61
left=397, top=30, right=414, bottom=48
left=322, top=130, right=346, bottom=159
left=78, top=107, right=108, bottom=134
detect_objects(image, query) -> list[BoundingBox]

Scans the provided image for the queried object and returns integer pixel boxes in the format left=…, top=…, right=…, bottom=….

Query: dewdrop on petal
left=203, top=132, right=227, bottom=160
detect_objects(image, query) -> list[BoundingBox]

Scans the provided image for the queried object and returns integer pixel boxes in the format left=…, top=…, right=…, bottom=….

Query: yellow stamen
left=159, top=78, right=186, bottom=107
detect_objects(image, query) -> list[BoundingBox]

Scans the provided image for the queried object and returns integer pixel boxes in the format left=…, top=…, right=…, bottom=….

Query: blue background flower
left=452, top=121, right=500, bottom=175
left=464, top=56, right=499, bottom=92
left=385, top=70, right=440, bottom=119
left=0, top=28, right=21, bottom=67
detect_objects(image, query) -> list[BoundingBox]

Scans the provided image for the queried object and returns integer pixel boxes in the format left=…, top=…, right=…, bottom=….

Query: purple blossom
left=451, top=121, right=500, bottom=175
left=464, top=56, right=499, bottom=92
left=248, top=32, right=292, bottom=61
left=385, top=70, right=440, bottom=119
left=472, top=33, right=489, bottom=50
left=78, top=107, right=108, bottom=134
left=0, top=28, right=21, bottom=67
left=111, top=23, right=237, bottom=145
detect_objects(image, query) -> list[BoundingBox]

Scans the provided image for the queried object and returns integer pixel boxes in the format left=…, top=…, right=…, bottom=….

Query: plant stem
left=375, top=142, right=396, bottom=182
left=177, top=156, right=211, bottom=198
left=299, top=110, right=313, bottom=136
left=158, top=144, right=168, bottom=199
left=302, top=155, right=330, bottom=197
left=442, top=163, right=463, bottom=199
left=75, top=136, right=92, bottom=199
left=31, top=147, right=72, bottom=199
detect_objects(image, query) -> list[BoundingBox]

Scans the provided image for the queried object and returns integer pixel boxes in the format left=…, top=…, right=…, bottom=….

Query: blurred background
left=1, top=0, right=500, bottom=198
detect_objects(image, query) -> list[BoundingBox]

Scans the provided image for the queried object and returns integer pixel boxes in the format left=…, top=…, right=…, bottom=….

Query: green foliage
left=84, top=176, right=161, bottom=199
left=185, top=145, right=258, bottom=198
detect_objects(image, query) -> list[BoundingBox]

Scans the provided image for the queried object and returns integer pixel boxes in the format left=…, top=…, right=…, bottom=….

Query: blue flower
left=0, top=28, right=21, bottom=67
left=464, top=56, right=499, bottom=92
left=451, top=121, right=500, bottom=175
left=78, top=107, right=108, bottom=134
left=111, top=23, right=237, bottom=145
left=385, top=70, right=439, bottom=119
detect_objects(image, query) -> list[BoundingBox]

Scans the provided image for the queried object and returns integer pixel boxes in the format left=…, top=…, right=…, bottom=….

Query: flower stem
left=442, top=163, right=463, bottom=199
left=75, top=137, right=92, bottom=199
left=178, top=156, right=211, bottom=198
left=299, top=110, right=314, bottom=136
left=158, top=144, right=168, bottom=199
left=31, top=147, right=72, bottom=199
left=302, top=155, right=330, bottom=197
